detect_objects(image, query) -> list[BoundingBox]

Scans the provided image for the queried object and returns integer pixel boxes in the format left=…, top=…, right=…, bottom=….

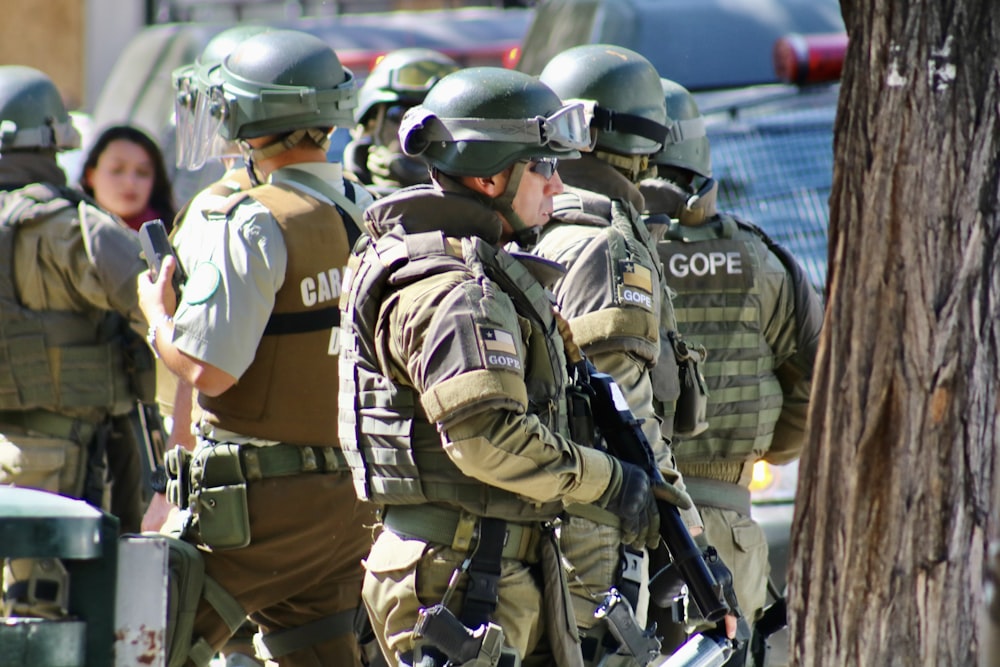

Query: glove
left=598, top=460, right=661, bottom=550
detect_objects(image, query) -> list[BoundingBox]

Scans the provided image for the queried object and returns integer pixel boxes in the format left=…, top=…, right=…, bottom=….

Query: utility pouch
left=189, top=444, right=250, bottom=550
left=670, top=332, right=709, bottom=437
left=165, top=445, right=193, bottom=509
left=565, top=384, right=596, bottom=448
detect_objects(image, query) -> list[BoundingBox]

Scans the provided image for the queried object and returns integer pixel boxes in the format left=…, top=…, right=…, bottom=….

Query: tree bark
left=788, top=2, right=1000, bottom=665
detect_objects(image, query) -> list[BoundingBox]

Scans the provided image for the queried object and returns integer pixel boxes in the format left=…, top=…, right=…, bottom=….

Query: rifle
left=581, top=361, right=729, bottom=624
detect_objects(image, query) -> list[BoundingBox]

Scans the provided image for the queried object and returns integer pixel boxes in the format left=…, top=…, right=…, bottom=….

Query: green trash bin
left=0, top=486, right=119, bottom=667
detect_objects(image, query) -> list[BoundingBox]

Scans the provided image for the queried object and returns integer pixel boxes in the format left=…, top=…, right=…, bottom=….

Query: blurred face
left=510, top=158, right=564, bottom=229
left=85, top=139, right=155, bottom=220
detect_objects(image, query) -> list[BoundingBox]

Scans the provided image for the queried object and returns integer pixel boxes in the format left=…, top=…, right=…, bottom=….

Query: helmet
left=356, top=48, right=459, bottom=126
left=0, top=66, right=79, bottom=153
left=173, top=25, right=273, bottom=170
left=200, top=25, right=273, bottom=69
left=203, top=29, right=356, bottom=141
left=539, top=44, right=667, bottom=156
left=653, top=78, right=711, bottom=178
left=400, top=67, right=589, bottom=177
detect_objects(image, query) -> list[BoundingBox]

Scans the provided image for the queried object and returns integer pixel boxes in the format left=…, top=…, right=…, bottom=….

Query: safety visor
left=176, top=78, right=228, bottom=171
left=172, top=65, right=200, bottom=169
left=399, top=100, right=592, bottom=154
left=390, top=59, right=459, bottom=93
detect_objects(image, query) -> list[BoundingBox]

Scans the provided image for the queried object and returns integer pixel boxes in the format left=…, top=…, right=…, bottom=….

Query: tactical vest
left=659, top=214, right=783, bottom=462
left=549, top=190, right=683, bottom=439
left=199, top=184, right=351, bottom=445
left=0, top=184, right=133, bottom=414
left=339, top=196, right=569, bottom=521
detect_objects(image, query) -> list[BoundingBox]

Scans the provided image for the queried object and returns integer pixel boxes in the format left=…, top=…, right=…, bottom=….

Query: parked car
left=90, top=6, right=533, bottom=205
left=513, top=0, right=844, bottom=661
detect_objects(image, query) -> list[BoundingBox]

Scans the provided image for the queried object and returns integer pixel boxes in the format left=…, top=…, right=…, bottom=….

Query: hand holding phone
left=139, top=220, right=187, bottom=297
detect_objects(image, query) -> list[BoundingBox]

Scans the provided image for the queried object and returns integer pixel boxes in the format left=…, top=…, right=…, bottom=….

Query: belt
left=683, top=477, right=752, bottom=516
left=382, top=504, right=542, bottom=564
left=0, top=409, right=97, bottom=444
left=239, top=443, right=348, bottom=481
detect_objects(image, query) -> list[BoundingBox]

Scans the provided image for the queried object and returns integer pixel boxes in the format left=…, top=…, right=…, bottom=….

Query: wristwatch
left=150, top=465, right=168, bottom=495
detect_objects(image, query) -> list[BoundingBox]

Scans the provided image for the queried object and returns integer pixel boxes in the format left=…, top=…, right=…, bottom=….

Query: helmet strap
left=238, top=129, right=332, bottom=186
left=491, top=161, right=541, bottom=249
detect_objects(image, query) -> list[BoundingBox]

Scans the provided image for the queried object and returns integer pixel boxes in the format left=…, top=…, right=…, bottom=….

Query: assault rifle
left=580, top=360, right=729, bottom=623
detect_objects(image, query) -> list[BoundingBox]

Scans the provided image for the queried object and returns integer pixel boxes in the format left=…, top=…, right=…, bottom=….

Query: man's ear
left=462, top=170, right=509, bottom=197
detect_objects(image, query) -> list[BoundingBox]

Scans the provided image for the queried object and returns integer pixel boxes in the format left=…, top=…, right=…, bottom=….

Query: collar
left=363, top=182, right=503, bottom=245
left=554, top=154, right=645, bottom=213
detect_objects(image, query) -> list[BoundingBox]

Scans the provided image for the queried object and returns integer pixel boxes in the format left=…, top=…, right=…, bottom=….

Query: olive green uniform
left=641, top=176, right=823, bottom=623
left=532, top=155, right=697, bottom=663
left=165, top=162, right=377, bottom=666
left=339, top=180, right=619, bottom=666
left=0, top=158, right=150, bottom=510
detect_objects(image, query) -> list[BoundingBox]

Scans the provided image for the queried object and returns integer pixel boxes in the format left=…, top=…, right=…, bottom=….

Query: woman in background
left=80, top=124, right=176, bottom=231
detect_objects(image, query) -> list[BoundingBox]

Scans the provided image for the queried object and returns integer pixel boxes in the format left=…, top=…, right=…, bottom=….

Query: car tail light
left=773, top=32, right=848, bottom=85
left=502, top=45, right=522, bottom=69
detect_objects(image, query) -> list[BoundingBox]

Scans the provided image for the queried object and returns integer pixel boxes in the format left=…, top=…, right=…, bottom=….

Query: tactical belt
left=0, top=409, right=97, bottom=445
left=382, top=504, right=543, bottom=564
left=239, top=443, right=347, bottom=481
left=684, top=477, right=752, bottom=516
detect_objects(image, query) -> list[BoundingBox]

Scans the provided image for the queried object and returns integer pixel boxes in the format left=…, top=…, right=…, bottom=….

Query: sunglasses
left=527, top=157, right=559, bottom=180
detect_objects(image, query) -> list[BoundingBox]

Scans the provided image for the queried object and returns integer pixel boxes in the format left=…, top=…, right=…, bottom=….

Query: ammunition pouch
left=164, top=442, right=349, bottom=551
left=565, top=384, right=597, bottom=448
left=669, top=332, right=709, bottom=438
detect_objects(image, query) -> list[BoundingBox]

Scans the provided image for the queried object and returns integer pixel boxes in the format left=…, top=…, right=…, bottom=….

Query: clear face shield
left=173, top=65, right=199, bottom=169
left=180, top=78, right=229, bottom=171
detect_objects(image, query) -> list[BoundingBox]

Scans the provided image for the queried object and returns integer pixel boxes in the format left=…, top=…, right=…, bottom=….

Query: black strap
left=591, top=106, right=668, bottom=145
left=263, top=305, right=340, bottom=336
left=615, top=545, right=643, bottom=610
left=339, top=178, right=363, bottom=250
left=459, top=517, right=506, bottom=629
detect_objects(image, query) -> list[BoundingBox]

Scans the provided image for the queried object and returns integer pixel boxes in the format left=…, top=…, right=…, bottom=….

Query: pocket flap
left=731, top=521, right=766, bottom=552
left=364, top=529, right=428, bottom=574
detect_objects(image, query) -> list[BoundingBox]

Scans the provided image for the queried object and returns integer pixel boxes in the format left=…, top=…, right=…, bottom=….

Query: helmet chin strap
left=239, top=129, right=332, bottom=186
left=490, top=161, right=541, bottom=249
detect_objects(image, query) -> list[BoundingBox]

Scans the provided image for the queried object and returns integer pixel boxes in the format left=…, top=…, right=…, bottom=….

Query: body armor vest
left=659, top=214, right=783, bottom=462
left=339, top=188, right=569, bottom=520
left=0, top=184, right=133, bottom=414
left=550, top=189, right=684, bottom=439
left=200, top=183, right=351, bottom=445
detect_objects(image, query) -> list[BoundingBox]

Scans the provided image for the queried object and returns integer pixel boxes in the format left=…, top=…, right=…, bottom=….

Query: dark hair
left=80, top=124, right=177, bottom=225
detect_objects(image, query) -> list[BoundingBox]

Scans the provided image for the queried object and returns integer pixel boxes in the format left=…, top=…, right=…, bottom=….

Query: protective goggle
left=389, top=60, right=460, bottom=92
left=567, top=98, right=669, bottom=147
left=526, top=157, right=558, bottom=180
left=399, top=100, right=592, bottom=155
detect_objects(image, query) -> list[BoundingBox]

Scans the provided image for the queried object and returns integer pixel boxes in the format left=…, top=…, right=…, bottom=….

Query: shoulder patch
left=618, top=260, right=654, bottom=311
left=182, top=262, right=222, bottom=305
left=477, top=325, right=522, bottom=372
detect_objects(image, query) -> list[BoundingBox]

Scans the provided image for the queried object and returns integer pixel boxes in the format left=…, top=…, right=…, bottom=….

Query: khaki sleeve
left=761, top=247, right=823, bottom=464
left=388, top=270, right=615, bottom=505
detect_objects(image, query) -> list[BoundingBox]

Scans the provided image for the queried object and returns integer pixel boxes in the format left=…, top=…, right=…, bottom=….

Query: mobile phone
left=139, top=219, right=188, bottom=297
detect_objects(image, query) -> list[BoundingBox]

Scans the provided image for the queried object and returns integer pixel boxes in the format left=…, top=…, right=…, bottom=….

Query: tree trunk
left=788, top=2, right=1000, bottom=665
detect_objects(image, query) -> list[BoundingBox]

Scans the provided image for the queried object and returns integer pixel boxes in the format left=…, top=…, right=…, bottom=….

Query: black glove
left=599, top=460, right=661, bottom=550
